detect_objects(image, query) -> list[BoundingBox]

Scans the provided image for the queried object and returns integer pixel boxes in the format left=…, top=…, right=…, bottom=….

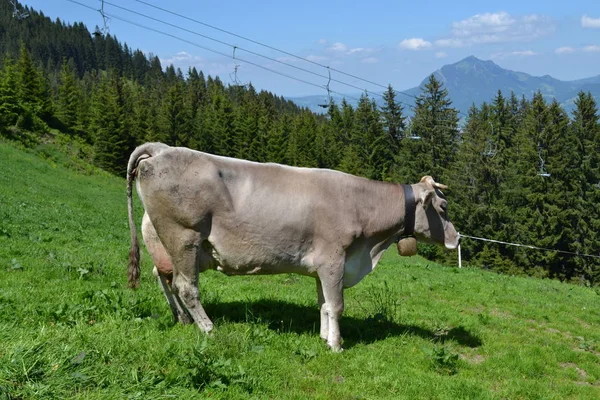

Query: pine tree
left=314, top=102, right=342, bottom=169
left=0, top=57, right=22, bottom=129
left=510, top=92, right=552, bottom=277
left=16, top=44, right=41, bottom=111
left=540, top=100, right=582, bottom=280
left=265, top=114, right=291, bottom=165
left=287, top=110, right=317, bottom=167
left=91, top=69, right=133, bottom=175
left=159, top=76, right=187, bottom=146
left=571, top=92, right=600, bottom=283
left=56, top=58, right=80, bottom=133
left=15, top=44, right=51, bottom=131
left=381, top=84, right=406, bottom=145
left=209, top=92, right=235, bottom=157
left=399, top=75, right=459, bottom=183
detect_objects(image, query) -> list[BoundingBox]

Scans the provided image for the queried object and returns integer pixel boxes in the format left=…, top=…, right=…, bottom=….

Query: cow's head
left=412, top=176, right=459, bottom=250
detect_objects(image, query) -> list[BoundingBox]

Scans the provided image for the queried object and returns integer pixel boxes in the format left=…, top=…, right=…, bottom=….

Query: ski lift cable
left=67, top=0, right=364, bottom=103
left=91, top=0, right=402, bottom=107
left=126, top=0, right=469, bottom=119
left=71, top=0, right=467, bottom=131
left=90, top=0, right=470, bottom=121
left=129, top=0, right=428, bottom=105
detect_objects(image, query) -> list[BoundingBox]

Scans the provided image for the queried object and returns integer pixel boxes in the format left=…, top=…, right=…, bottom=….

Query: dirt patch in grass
left=460, top=353, right=486, bottom=364
left=560, top=362, right=588, bottom=379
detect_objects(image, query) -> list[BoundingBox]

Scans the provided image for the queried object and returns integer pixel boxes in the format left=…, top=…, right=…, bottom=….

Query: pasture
left=0, top=140, right=599, bottom=399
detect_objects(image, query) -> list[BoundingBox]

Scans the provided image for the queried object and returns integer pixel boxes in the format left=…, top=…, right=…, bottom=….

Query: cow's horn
left=420, top=176, right=448, bottom=190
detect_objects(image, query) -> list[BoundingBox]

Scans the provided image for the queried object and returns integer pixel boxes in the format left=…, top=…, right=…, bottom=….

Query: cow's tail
left=127, top=142, right=169, bottom=288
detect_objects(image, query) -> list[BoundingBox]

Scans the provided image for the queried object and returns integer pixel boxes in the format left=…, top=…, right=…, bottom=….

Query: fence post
left=458, top=243, right=462, bottom=269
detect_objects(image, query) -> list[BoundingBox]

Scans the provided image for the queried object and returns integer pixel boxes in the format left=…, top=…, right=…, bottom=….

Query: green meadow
left=0, top=140, right=599, bottom=399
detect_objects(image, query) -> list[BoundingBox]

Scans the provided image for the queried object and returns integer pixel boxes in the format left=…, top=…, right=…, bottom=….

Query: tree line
left=1, top=2, right=599, bottom=284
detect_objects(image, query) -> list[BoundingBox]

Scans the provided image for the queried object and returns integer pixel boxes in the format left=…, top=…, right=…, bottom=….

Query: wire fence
left=457, top=233, right=600, bottom=268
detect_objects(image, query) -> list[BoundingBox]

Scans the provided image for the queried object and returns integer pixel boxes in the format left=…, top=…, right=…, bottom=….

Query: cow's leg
left=153, top=266, right=192, bottom=324
left=168, top=229, right=214, bottom=333
left=316, top=279, right=329, bottom=341
left=317, top=267, right=345, bottom=352
left=142, top=213, right=192, bottom=324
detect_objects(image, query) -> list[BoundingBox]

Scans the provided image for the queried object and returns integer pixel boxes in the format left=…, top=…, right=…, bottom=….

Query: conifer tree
left=56, top=58, right=80, bottom=133
left=381, top=84, right=406, bottom=145
left=400, top=75, right=459, bottom=183
left=159, top=76, right=187, bottom=146
left=91, top=69, right=133, bottom=175
left=266, top=114, right=291, bottom=165
left=571, top=92, right=600, bottom=283
left=209, top=92, right=235, bottom=157
left=0, top=57, right=21, bottom=129
left=314, top=102, right=342, bottom=169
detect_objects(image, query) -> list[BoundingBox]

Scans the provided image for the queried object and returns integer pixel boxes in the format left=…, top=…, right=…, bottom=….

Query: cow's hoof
left=327, top=341, right=344, bottom=352
left=329, top=345, right=344, bottom=353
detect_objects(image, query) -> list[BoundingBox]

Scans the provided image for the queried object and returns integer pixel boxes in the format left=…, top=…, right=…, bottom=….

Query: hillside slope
left=0, top=140, right=599, bottom=399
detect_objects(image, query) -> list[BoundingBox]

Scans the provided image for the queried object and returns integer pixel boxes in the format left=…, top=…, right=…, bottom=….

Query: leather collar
left=402, top=184, right=416, bottom=238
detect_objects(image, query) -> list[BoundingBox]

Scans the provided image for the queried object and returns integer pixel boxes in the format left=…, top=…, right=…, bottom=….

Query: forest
left=1, top=1, right=599, bottom=284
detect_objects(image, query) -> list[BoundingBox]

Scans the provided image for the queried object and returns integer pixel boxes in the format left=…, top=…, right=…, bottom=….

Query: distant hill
left=287, top=56, right=600, bottom=116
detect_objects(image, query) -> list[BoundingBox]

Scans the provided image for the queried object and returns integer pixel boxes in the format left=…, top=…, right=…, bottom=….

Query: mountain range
left=287, top=56, right=600, bottom=117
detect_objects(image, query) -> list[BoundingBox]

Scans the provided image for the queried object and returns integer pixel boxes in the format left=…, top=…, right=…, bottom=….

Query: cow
left=126, top=142, right=459, bottom=351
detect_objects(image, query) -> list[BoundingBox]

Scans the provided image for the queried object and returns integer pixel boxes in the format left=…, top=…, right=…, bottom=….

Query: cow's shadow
left=203, top=299, right=482, bottom=349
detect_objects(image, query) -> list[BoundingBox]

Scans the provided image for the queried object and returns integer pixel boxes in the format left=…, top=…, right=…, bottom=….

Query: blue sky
left=21, top=0, right=600, bottom=96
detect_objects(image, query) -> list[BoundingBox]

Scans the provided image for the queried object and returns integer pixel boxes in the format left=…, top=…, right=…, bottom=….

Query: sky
left=20, top=0, right=600, bottom=97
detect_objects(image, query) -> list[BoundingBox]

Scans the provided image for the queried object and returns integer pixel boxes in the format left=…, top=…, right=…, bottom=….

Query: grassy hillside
left=0, top=140, right=599, bottom=399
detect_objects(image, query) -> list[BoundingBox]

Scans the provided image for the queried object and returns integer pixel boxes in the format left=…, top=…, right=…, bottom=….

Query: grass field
left=1, top=140, right=599, bottom=399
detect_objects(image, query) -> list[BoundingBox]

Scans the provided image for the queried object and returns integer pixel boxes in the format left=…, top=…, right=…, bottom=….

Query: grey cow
left=126, top=142, right=459, bottom=351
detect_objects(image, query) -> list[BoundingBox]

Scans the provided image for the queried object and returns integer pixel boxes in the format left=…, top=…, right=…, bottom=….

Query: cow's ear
left=419, top=188, right=435, bottom=208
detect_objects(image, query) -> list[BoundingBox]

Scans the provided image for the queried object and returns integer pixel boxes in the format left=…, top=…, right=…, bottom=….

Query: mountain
left=287, top=56, right=600, bottom=116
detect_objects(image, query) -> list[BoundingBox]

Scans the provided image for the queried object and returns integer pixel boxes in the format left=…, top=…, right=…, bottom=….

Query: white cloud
left=276, top=56, right=297, bottom=63
left=582, top=15, right=600, bottom=28
left=435, top=38, right=464, bottom=48
left=361, top=57, right=379, bottom=64
left=583, top=45, right=600, bottom=52
left=512, top=50, right=537, bottom=56
left=437, top=12, right=554, bottom=47
left=451, top=11, right=515, bottom=37
left=160, top=51, right=205, bottom=68
left=555, top=46, right=576, bottom=54
left=346, top=47, right=376, bottom=55
left=327, top=42, right=348, bottom=52
left=490, top=50, right=538, bottom=59
left=306, top=54, right=328, bottom=62
left=399, top=38, right=432, bottom=50
left=317, top=38, right=328, bottom=45
left=435, top=51, right=448, bottom=58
